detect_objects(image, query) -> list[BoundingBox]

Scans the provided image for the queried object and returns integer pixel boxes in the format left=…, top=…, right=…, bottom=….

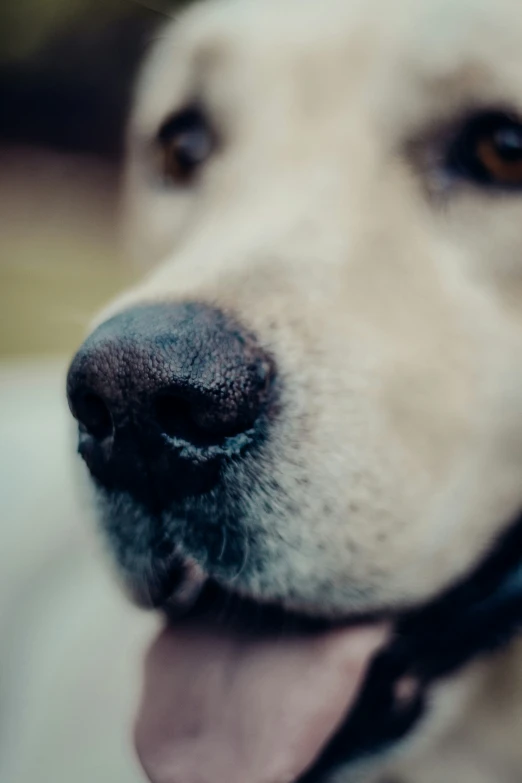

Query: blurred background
left=0, top=3, right=184, bottom=781
left=0, top=0, right=163, bottom=356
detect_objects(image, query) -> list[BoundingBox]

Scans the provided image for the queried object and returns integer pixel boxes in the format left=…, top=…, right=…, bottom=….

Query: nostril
left=74, top=392, right=113, bottom=440
left=155, top=394, right=194, bottom=440
left=154, top=393, right=247, bottom=446
left=154, top=393, right=217, bottom=445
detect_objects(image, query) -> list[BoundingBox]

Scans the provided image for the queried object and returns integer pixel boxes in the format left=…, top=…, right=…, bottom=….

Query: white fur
left=94, top=0, right=522, bottom=779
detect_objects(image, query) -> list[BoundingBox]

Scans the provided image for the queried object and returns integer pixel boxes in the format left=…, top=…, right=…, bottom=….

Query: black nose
left=66, top=303, right=274, bottom=503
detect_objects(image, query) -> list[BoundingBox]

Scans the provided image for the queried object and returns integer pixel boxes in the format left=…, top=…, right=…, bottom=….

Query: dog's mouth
left=134, top=573, right=390, bottom=783
left=133, top=505, right=522, bottom=783
left=162, top=574, right=388, bottom=634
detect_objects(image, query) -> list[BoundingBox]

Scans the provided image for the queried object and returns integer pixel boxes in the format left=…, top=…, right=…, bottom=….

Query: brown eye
left=157, top=106, right=215, bottom=184
left=447, top=111, right=522, bottom=188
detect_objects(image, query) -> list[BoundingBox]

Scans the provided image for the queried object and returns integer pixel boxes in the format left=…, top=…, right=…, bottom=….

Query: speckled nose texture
left=66, top=302, right=275, bottom=504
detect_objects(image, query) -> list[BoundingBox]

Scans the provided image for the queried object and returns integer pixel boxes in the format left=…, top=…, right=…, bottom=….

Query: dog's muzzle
left=66, top=302, right=522, bottom=780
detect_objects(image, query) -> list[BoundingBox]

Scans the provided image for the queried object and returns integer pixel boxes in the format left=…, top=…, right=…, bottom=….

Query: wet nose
left=66, top=302, right=274, bottom=502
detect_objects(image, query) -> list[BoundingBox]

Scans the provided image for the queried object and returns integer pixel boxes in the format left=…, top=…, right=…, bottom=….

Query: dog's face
left=67, top=0, right=522, bottom=780
left=115, top=0, right=522, bottom=612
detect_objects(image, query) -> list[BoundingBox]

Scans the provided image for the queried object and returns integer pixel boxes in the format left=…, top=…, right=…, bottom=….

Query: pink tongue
left=135, top=622, right=388, bottom=783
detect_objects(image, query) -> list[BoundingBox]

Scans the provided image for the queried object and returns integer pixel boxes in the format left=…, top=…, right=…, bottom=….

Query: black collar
left=301, top=511, right=522, bottom=781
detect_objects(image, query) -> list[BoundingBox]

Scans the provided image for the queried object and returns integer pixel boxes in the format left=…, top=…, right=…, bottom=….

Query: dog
left=66, top=0, right=522, bottom=780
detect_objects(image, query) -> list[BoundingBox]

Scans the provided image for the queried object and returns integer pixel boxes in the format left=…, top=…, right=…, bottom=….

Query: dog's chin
left=125, top=550, right=389, bottom=626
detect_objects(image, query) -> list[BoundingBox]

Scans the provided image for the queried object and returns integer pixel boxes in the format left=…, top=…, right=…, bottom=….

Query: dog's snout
left=66, top=302, right=274, bottom=500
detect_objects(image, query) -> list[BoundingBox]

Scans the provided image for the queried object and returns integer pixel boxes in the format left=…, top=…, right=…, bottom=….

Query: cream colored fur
left=98, top=0, right=522, bottom=779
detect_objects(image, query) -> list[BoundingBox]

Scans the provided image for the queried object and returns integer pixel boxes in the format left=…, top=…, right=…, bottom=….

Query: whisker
left=218, top=525, right=228, bottom=562
left=230, top=534, right=250, bottom=582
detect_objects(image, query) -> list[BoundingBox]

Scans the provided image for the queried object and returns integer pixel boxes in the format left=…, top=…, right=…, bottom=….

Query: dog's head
left=67, top=0, right=522, bottom=780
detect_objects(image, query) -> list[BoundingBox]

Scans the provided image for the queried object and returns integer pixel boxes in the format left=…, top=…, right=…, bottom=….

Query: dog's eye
left=447, top=111, right=522, bottom=188
left=157, top=106, right=215, bottom=184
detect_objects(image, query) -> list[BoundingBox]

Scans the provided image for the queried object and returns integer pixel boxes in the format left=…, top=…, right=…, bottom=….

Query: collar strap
left=302, top=511, right=522, bottom=781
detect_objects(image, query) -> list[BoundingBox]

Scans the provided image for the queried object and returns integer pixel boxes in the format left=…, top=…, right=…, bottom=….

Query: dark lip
left=160, top=577, right=392, bottom=636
